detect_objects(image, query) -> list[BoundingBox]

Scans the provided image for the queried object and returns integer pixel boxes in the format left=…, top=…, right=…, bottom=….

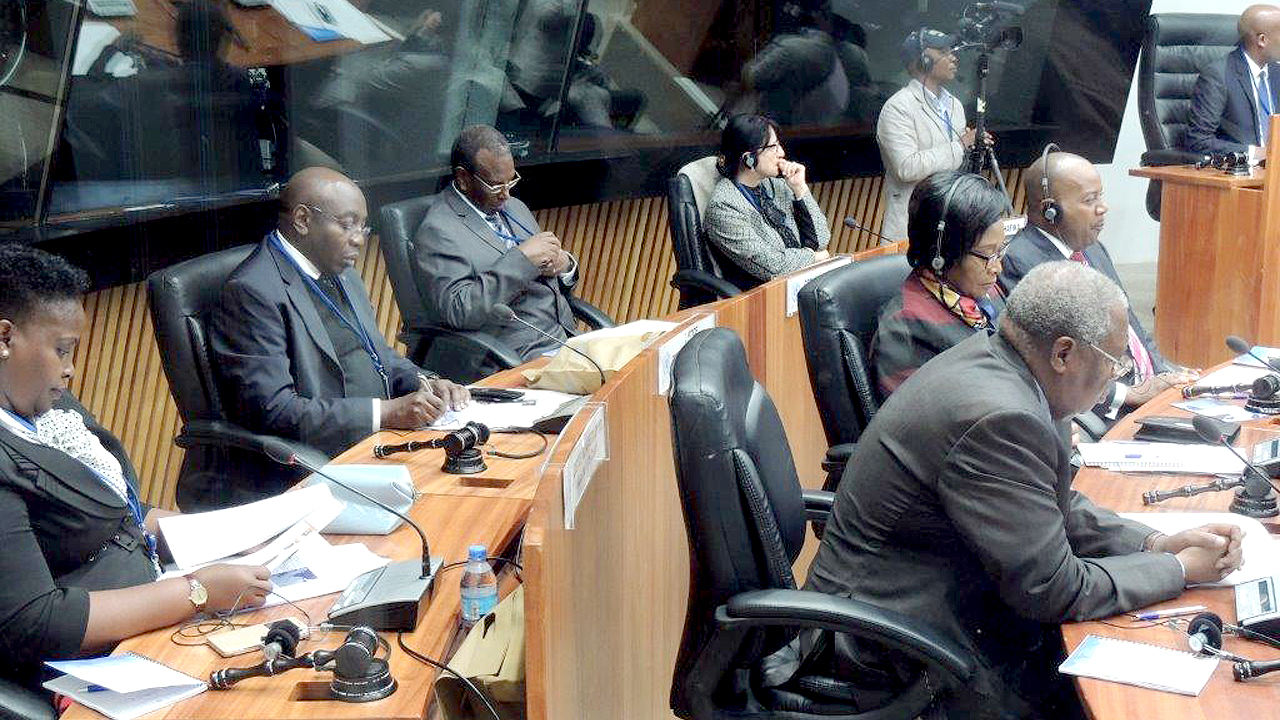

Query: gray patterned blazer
left=703, top=176, right=831, bottom=283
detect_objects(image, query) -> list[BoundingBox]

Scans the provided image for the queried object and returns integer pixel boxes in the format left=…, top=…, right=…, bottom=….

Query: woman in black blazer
left=0, top=244, right=271, bottom=693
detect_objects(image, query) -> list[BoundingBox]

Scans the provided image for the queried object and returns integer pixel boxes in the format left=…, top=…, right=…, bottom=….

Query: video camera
left=957, top=1, right=1024, bottom=52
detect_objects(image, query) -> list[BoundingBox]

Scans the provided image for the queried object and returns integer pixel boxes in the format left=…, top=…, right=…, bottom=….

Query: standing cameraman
left=876, top=28, right=979, bottom=242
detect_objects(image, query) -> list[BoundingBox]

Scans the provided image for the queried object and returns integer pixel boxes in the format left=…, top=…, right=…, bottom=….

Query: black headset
left=742, top=150, right=757, bottom=170
left=917, top=26, right=933, bottom=73
left=931, top=173, right=968, bottom=272
left=1039, top=142, right=1062, bottom=225
left=1186, top=613, right=1225, bottom=656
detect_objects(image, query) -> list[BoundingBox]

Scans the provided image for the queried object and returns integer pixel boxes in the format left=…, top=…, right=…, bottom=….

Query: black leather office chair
left=668, top=327, right=972, bottom=720
left=148, top=246, right=328, bottom=511
left=0, top=677, right=53, bottom=720
left=797, top=255, right=910, bottom=491
left=379, top=194, right=614, bottom=384
left=1137, top=13, right=1239, bottom=220
left=667, top=156, right=743, bottom=309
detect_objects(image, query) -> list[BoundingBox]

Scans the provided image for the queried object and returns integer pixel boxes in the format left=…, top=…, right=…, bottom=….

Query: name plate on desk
left=563, top=403, right=608, bottom=530
left=656, top=314, right=717, bottom=396
left=785, top=257, right=852, bottom=317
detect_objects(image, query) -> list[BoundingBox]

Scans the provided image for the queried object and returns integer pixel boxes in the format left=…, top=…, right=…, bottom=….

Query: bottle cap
left=468, top=544, right=487, bottom=561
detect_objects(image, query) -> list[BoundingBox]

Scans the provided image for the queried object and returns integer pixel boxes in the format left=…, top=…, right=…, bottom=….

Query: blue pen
left=86, top=685, right=108, bottom=693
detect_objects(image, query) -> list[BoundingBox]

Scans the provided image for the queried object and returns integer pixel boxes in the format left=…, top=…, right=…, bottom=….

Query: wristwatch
left=184, top=575, right=208, bottom=612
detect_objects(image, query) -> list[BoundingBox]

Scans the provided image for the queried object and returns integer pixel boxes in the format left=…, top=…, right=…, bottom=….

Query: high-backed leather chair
left=667, top=156, right=742, bottom=309
left=148, top=246, right=327, bottom=511
left=667, top=327, right=972, bottom=720
left=379, top=194, right=614, bottom=383
left=797, top=254, right=910, bottom=490
left=1137, top=13, right=1239, bottom=220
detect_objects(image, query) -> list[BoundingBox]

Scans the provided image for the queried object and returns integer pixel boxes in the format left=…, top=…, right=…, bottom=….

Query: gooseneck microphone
left=842, top=217, right=896, bottom=243
left=1226, top=335, right=1280, bottom=371
left=260, top=438, right=438, bottom=630
left=493, top=303, right=607, bottom=390
left=1192, top=415, right=1279, bottom=518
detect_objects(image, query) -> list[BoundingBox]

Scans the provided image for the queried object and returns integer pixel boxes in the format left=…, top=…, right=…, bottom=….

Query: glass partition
left=1, top=0, right=1151, bottom=235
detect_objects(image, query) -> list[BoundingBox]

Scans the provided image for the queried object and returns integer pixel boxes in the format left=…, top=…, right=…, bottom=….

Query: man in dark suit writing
left=998, top=148, right=1195, bottom=420
left=412, top=125, right=579, bottom=379
left=1188, top=4, right=1280, bottom=160
left=806, top=261, right=1242, bottom=719
left=203, top=167, right=467, bottom=510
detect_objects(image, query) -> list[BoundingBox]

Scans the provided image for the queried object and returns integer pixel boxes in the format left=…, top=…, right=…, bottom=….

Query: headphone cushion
left=1188, top=612, right=1225, bottom=652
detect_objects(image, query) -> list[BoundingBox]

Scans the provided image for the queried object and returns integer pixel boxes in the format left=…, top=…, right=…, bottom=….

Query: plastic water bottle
left=459, top=544, right=498, bottom=626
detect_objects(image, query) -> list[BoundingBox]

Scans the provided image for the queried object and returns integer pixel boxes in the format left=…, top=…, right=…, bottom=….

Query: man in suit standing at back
left=1188, top=5, right=1280, bottom=160
left=205, top=166, right=468, bottom=511
left=998, top=148, right=1195, bottom=420
left=411, top=125, right=578, bottom=380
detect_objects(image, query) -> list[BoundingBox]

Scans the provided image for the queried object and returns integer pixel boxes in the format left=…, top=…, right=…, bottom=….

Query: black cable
left=487, top=428, right=548, bottom=460
left=396, top=632, right=502, bottom=720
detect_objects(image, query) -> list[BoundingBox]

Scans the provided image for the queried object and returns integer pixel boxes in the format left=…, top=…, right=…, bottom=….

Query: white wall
left=1098, top=0, right=1254, bottom=264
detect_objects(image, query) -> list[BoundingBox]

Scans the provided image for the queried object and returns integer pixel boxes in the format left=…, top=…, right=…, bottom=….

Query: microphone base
left=1245, top=395, right=1280, bottom=415
left=327, top=557, right=441, bottom=631
left=1230, top=487, right=1279, bottom=518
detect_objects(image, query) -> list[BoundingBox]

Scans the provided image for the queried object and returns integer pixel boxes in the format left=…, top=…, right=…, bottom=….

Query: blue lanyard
left=734, top=182, right=764, bottom=212
left=272, top=235, right=389, bottom=396
left=492, top=209, right=533, bottom=246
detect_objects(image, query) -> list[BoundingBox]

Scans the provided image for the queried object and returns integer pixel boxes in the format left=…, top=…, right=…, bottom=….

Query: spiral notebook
left=1059, top=635, right=1218, bottom=696
left=43, top=652, right=206, bottom=720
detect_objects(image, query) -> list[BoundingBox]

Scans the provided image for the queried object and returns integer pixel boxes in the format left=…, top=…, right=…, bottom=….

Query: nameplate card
left=655, top=313, right=717, bottom=396
left=785, top=256, right=852, bottom=317
left=563, top=403, right=609, bottom=530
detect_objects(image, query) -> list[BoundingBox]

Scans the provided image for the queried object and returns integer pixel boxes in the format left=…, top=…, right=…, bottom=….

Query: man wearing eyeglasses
left=998, top=148, right=1197, bottom=422
left=411, top=124, right=580, bottom=379
left=804, top=261, right=1241, bottom=719
left=201, top=166, right=468, bottom=511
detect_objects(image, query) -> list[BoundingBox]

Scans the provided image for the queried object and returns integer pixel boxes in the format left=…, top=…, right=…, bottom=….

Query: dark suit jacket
left=806, top=332, right=1184, bottom=716
left=1188, top=46, right=1280, bottom=155
left=206, top=237, right=420, bottom=506
left=413, top=189, right=576, bottom=378
left=998, top=225, right=1169, bottom=375
left=0, top=395, right=154, bottom=690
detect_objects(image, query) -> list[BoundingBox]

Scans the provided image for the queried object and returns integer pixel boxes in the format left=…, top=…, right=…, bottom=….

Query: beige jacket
left=875, top=79, right=967, bottom=241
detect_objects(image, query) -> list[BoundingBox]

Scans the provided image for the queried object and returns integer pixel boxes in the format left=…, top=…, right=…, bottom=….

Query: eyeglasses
left=470, top=169, right=521, bottom=195
left=1087, top=341, right=1134, bottom=381
left=756, top=142, right=781, bottom=155
left=300, top=204, right=372, bottom=238
left=967, top=242, right=1010, bottom=270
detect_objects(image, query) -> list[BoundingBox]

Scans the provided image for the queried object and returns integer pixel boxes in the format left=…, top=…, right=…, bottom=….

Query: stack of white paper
left=1059, top=635, right=1217, bottom=696
left=44, top=653, right=205, bottom=720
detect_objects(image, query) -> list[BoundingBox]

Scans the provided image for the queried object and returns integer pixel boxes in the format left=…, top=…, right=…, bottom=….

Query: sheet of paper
left=270, top=0, right=390, bottom=44
left=429, top=388, right=582, bottom=430
left=1119, top=511, right=1279, bottom=586
left=265, top=536, right=390, bottom=605
left=1232, top=346, right=1280, bottom=368
left=570, top=319, right=677, bottom=343
left=46, top=653, right=201, bottom=694
left=158, top=484, right=341, bottom=570
left=1172, top=398, right=1268, bottom=422
left=1077, top=441, right=1245, bottom=474
left=73, top=22, right=121, bottom=76
left=1199, top=363, right=1274, bottom=386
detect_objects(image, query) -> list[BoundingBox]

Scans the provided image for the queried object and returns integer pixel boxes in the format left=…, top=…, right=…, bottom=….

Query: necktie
left=487, top=213, right=515, bottom=249
left=1067, top=250, right=1155, bottom=380
left=1259, top=70, right=1273, bottom=146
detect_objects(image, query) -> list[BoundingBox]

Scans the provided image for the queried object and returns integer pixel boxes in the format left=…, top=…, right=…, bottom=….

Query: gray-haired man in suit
left=805, top=261, right=1241, bottom=718
left=412, top=125, right=578, bottom=379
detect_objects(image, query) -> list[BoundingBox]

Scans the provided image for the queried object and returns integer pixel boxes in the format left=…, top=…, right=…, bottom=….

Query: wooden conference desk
left=67, top=248, right=896, bottom=720
left=1130, top=134, right=1280, bottom=370
left=1063, top=388, right=1280, bottom=719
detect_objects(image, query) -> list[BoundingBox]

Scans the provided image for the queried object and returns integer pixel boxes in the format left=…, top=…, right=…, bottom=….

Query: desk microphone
left=261, top=438, right=440, bottom=630
left=842, top=217, right=896, bottom=243
left=1226, top=335, right=1280, bottom=371
left=492, top=303, right=607, bottom=390
left=1192, top=415, right=1279, bottom=518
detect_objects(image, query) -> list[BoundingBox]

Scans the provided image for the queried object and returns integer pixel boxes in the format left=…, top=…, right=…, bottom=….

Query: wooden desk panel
left=1064, top=383, right=1280, bottom=718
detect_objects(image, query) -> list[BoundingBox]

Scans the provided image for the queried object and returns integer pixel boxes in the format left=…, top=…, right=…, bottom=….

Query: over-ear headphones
left=918, top=26, right=932, bottom=73
left=1186, top=612, right=1225, bottom=655
left=931, top=173, right=968, bottom=273
left=1039, top=142, right=1062, bottom=225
